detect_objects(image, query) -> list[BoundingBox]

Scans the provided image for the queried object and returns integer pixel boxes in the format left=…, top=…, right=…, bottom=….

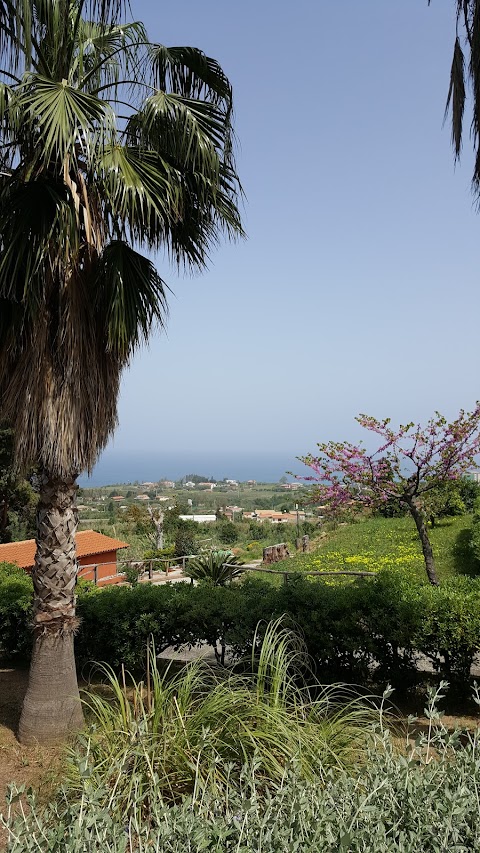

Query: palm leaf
left=445, top=36, right=465, bottom=158
left=17, top=75, right=112, bottom=167
left=150, top=44, right=232, bottom=106
left=93, top=240, right=169, bottom=359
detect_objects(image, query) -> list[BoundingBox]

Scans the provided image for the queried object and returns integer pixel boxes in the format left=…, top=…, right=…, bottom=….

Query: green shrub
left=217, top=520, right=238, bottom=545
left=174, top=521, right=196, bottom=557
left=0, top=562, right=32, bottom=658
left=3, top=559, right=480, bottom=692
left=4, top=686, right=480, bottom=852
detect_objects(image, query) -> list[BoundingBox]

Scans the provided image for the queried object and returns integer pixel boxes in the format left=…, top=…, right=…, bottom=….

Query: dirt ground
left=0, top=666, right=62, bottom=850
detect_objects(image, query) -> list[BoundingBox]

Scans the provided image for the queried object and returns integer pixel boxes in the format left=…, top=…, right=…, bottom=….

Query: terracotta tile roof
left=0, top=530, right=129, bottom=570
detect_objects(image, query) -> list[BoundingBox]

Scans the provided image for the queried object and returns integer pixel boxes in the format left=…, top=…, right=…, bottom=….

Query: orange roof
left=0, top=530, right=129, bottom=570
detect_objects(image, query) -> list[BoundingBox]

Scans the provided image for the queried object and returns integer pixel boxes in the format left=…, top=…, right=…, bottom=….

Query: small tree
left=218, top=520, right=238, bottom=545
left=147, top=506, right=165, bottom=550
left=300, top=405, right=480, bottom=586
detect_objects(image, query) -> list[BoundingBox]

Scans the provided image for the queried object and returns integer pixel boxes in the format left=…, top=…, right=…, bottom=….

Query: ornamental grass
left=68, top=618, right=386, bottom=817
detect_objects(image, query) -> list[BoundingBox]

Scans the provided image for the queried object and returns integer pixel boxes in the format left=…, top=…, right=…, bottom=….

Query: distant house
left=111, top=495, right=125, bottom=501
left=224, top=505, right=243, bottom=520
left=243, top=510, right=305, bottom=524
left=280, top=483, right=302, bottom=491
left=141, top=482, right=156, bottom=488
left=225, top=479, right=238, bottom=486
left=135, top=494, right=150, bottom=501
left=184, top=481, right=196, bottom=488
left=0, top=530, right=129, bottom=586
left=198, top=482, right=216, bottom=490
left=159, top=481, right=175, bottom=489
left=178, top=514, right=216, bottom=523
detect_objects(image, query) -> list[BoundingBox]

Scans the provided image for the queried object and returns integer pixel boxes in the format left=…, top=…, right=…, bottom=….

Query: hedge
left=2, top=564, right=480, bottom=689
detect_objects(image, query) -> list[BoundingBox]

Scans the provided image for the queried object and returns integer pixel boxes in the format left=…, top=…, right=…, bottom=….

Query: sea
left=78, top=450, right=307, bottom=487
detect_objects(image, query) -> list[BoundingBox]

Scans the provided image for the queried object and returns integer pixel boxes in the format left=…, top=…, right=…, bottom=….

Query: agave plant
left=187, top=549, right=244, bottom=586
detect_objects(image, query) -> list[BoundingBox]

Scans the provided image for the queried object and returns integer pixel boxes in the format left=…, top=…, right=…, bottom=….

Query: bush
left=0, top=562, right=33, bottom=658
left=69, top=621, right=380, bottom=816
left=217, top=520, right=238, bottom=545
left=174, top=521, right=196, bottom=557
left=3, top=561, right=480, bottom=692
left=4, top=686, right=480, bottom=852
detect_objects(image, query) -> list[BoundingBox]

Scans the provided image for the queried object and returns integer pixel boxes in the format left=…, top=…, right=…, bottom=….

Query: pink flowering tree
left=299, top=405, right=480, bottom=586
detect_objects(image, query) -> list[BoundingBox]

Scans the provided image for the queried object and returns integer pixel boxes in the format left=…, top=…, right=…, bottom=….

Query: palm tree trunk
left=18, top=473, right=84, bottom=744
left=405, top=497, right=440, bottom=587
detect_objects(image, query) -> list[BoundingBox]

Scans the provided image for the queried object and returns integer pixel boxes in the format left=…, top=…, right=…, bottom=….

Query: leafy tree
left=0, top=426, right=38, bottom=543
left=218, top=520, right=238, bottom=545
left=0, top=0, right=243, bottom=742
left=124, top=504, right=150, bottom=535
left=457, top=475, right=480, bottom=511
left=422, top=481, right=466, bottom=527
left=174, top=523, right=197, bottom=558
left=300, top=405, right=480, bottom=586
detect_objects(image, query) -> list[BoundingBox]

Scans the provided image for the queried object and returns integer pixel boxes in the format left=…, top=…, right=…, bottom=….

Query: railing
left=78, top=554, right=375, bottom=587
left=78, top=554, right=198, bottom=586
left=242, top=566, right=375, bottom=585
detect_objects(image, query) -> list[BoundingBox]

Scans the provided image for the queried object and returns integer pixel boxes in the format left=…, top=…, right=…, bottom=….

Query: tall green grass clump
left=69, top=619, right=383, bottom=817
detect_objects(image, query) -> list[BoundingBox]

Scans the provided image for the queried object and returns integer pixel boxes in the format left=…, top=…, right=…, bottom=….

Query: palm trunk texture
left=406, top=498, right=440, bottom=587
left=18, top=473, right=84, bottom=744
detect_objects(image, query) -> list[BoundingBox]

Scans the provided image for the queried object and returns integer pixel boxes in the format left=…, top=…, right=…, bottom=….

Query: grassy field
left=262, top=514, right=478, bottom=583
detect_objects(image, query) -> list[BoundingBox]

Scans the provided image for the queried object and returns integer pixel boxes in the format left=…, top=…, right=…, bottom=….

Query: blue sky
left=102, top=1, right=479, bottom=465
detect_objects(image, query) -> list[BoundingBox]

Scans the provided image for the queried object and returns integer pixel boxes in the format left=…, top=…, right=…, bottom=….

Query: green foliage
left=68, top=621, right=379, bottom=815
left=0, top=426, right=38, bottom=543
left=0, top=561, right=32, bottom=658
left=5, top=686, right=480, bottom=851
left=457, top=475, right=480, bottom=511
left=187, top=550, right=244, bottom=586
left=73, top=571, right=480, bottom=690
left=3, top=551, right=480, bottom=690
left=143, top=545, right=175, bottom=561
left=123, top=563, right=142, bottom=587
left=470, top=496, right=480, bottom=564
left=174, top=521, right=196, bottom=557
left=217, top=519, right=238, bottom=545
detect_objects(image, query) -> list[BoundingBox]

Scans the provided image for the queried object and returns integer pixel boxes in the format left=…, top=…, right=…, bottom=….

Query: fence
left=242, top=567, right=375, bottom=585
left=78, top=554, right=197, bottom=586
left=78, top=555, right=376, bottom=587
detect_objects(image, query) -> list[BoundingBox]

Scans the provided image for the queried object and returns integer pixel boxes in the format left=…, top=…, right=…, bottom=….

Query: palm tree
left=0, top=0, right=243, bottom=743
left=435, top=1, right=480, bottom=189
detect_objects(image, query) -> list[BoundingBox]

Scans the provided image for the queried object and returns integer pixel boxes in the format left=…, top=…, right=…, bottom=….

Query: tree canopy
left=435, top=0, right=480, bottom=190
left=0, top=0, right=243, bottom=479
left=300, top=405, right=480, bottom=584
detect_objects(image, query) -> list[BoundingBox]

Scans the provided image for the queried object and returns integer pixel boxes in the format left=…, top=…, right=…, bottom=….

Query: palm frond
left=133, top=92, right=228, bottom=174
left=17, top=75, right=113, bottom=169
left=445, top=36, right=465, bottom=158
left=93, top=240, right=169, bottom=359
left=150, top=44, right=233, bottom=106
